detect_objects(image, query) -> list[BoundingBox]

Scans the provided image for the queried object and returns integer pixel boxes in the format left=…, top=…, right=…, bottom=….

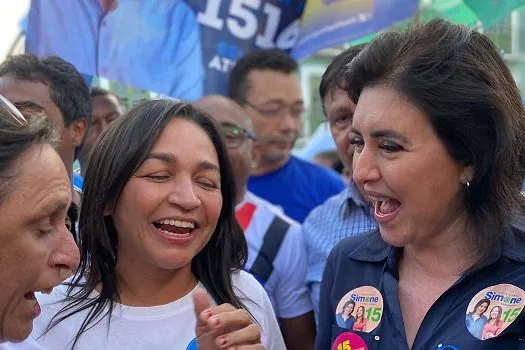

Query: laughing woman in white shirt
left=28, top=100, right=284, bottom=350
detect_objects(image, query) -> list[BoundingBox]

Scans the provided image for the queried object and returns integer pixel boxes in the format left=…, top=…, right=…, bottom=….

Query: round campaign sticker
left=465, top=283, right=525, bottom=340
left=335, top=286, right=384, bottom=332
left=332, top=332, right=369, bottom=350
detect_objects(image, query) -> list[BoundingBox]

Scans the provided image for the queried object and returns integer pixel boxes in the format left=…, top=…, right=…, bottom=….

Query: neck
left=400, top=218, right=477, bottom=278
left=251, top=155, right=290, bottom=176
left=236, top=187, right=247, bottom=206
left=115, top=254, right=198, bottom=307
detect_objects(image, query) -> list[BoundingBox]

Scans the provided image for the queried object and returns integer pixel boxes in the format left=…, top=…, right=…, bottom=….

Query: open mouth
left=24, top=288, right=53, bottom=300
left=374, top=198, right=401, bottom=217
left=153, top=219, right=198, bottom=236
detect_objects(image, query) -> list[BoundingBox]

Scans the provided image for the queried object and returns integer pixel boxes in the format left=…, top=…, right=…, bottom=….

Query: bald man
left=194, top=96, right=316, bottom=350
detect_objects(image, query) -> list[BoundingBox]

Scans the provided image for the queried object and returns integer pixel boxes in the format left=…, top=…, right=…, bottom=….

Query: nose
left=167, top=176, right=201, bottom=211
left=352, top=144, right=381, bottom=187
left=279, top=110, right=298, bottom=133
left=49, top=225, right=81, bottom=281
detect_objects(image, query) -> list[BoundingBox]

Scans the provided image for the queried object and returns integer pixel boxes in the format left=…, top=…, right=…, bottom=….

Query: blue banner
left=24, top=0, right=417, bottom=99
left=291, top=0, right=419, bottom=60
left=186, top=0, right=306, bottom=95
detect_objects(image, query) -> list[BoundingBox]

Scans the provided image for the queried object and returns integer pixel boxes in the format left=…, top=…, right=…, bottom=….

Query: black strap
left=248, top=215, right=290, bottom=284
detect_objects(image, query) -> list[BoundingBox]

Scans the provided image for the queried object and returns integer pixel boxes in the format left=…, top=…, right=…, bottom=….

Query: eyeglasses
left=219, top=123, right=255, bottom=149
left=243, top=101, right=305, bottom=120
left=0, top=94, right=28, bottom=127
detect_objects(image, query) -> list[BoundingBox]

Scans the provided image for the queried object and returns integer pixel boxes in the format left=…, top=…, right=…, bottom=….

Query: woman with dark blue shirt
left=317, top=19, right=525, bottom=350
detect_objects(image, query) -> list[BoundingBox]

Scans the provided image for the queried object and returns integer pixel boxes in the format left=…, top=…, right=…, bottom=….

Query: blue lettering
left=350, top=294, right=379, bottom=303
left=484, top=291, right=522, bottom=304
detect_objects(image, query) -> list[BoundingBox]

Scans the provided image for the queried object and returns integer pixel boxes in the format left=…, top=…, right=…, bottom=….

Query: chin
left=4, top=324, right=32, bottom=343
left=379, top=227, right=411, bottom=248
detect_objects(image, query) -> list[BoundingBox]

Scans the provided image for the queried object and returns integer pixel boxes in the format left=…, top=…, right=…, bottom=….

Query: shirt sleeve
left=236, top=271, right=286, bottom=350
left=302, top=207, right=324, bottom=324
left=273, top=222, right=313, bottom=319
left=168, top=3, right=204, bottom=100
left=315, top=247, right=337, bottom=350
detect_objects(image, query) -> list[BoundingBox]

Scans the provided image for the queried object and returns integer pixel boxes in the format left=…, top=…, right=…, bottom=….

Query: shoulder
left=328, top=230, right=387, bottom=263
left=291, top=156, right=342, bottom=178
left=231, top=271, right=275, bottom=323
left=232, top=270, right=266, bottom=300
left=304, top=189, right=347, bottom=223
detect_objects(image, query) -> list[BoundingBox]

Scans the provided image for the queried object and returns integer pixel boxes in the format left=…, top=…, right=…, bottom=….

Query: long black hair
left=45, top=100, right=248, bottom=348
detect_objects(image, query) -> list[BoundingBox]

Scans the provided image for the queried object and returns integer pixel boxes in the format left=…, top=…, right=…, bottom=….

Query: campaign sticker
left=332, top=332, right=369, bottom=350
left=465, top=283, right=525, bottom=340
left=186, top=338, right=197, bottom=350
left=335, top=286, right=383, bottom=332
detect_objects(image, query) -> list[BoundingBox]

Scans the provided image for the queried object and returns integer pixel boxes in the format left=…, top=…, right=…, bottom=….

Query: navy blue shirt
left=248, top=156, right=345, bottom=223
left=317, top=224, right=525, bottom=350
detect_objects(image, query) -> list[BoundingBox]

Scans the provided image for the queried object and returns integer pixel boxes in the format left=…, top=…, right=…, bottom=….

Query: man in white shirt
left=194, top=95, right=316, bottom=350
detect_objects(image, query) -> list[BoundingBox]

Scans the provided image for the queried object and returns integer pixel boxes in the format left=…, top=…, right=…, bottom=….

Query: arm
left=281, top=313, right=316, bottom=350
left=168, top=3, right=204, bottom=100
left=316, top=250, right=337, bottom=350
left=274, top=223, right=316, bottom=349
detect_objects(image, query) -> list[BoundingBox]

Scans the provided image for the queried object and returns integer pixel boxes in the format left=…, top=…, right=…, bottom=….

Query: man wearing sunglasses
left=194, top=95, right=316, bottom=350
left=228, top=49, right=345, bottom=223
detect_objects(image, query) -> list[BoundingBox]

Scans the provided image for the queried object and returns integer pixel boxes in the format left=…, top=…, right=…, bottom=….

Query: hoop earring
left=466, top=180, right=470, bottom=188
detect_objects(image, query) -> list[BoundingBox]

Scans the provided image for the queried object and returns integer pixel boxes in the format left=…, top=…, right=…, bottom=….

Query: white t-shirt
left=13, top=270, right=285, bottom=350
left=0, top=338, right=42, bottom=350
left=236, top=192, right=312, bottom=319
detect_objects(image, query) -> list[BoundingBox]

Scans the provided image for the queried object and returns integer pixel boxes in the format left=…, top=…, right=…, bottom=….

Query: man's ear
left=69, top=119, right=88, bottom=147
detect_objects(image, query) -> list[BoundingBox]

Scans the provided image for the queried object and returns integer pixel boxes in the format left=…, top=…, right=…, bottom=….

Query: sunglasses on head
left=0, top=94, right=28, bottom=127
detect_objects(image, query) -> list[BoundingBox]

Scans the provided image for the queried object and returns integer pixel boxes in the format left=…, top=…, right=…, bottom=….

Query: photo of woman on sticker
left=316, top=18, right=525, bottom=350
left=465, top=298, right=490, bottom=339
left=352, top=306, right=367, bottom=332
left=336, top=300, right=356, bottom=329
left=482, top=306, right=504, bottom=340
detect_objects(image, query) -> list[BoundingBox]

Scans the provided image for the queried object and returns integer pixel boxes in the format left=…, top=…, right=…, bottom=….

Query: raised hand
left=193, top=288, right=265, bottom=349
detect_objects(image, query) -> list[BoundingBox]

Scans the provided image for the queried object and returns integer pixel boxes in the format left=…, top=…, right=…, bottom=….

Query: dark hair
left=488, top=306, right=503, bottom=324
left=0, top=109, right=57, bottom=205
left=342, top=299, right=355, bottom=312
left=228, top=49, right=298, bottom=104
left=470, top=298, right=490, bottom=315
left=319, top=45, right=364, bottom=114
left=0, top=54, right=91, bottom=126
left=90, top=86, right=110, bottom=98
left=355, top=305, right=365, bottom=322
left=90, top=86, right=121, bottom=105
left=345, top=19, right=525, bottom=261
left=46, top=100, right=248, bottom=348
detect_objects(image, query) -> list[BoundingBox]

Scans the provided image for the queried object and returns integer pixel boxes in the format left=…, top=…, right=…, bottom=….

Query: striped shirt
left=236, top=192, right=312, bottom=319
left=302, top=182, right=377, bottom=323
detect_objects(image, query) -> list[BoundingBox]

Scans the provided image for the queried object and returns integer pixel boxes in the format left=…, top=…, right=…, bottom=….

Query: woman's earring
left=466, top=180, right=470, bottom=188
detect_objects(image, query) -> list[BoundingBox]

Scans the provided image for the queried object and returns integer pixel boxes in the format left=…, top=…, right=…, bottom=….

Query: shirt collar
left=502, top=216, right=525, bottom=262
left=346, top=216, right=525, bottom=265
left=346, top=230, right=390, bottom=262
left=339, top=181, right=370, bottom=213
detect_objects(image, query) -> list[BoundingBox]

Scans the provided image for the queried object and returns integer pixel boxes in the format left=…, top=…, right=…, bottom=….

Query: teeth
left=157, top=219, right=195, bottom=229
left=35, top=288, right=53, bottom=295
left=159, top=228, right=190, bottom=236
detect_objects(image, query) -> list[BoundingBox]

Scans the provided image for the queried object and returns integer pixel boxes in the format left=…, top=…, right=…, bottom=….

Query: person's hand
left=193, top=288, right=265, bottom=349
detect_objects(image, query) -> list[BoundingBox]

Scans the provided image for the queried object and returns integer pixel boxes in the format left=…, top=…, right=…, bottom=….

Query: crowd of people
left=1, top=18, right=525, bottom=350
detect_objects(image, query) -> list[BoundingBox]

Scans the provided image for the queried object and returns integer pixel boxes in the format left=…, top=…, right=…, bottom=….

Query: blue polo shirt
left=317, top=221, right=525, bottom=350
left=248, top=156, right=345, bottom=223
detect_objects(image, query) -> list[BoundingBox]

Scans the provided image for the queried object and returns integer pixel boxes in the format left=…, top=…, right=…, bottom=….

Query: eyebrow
left=351, top=128, right=412, bottom=144
left=262, top=99, right=304, bottom=106
left=146, top=152, right=220, bottom=172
